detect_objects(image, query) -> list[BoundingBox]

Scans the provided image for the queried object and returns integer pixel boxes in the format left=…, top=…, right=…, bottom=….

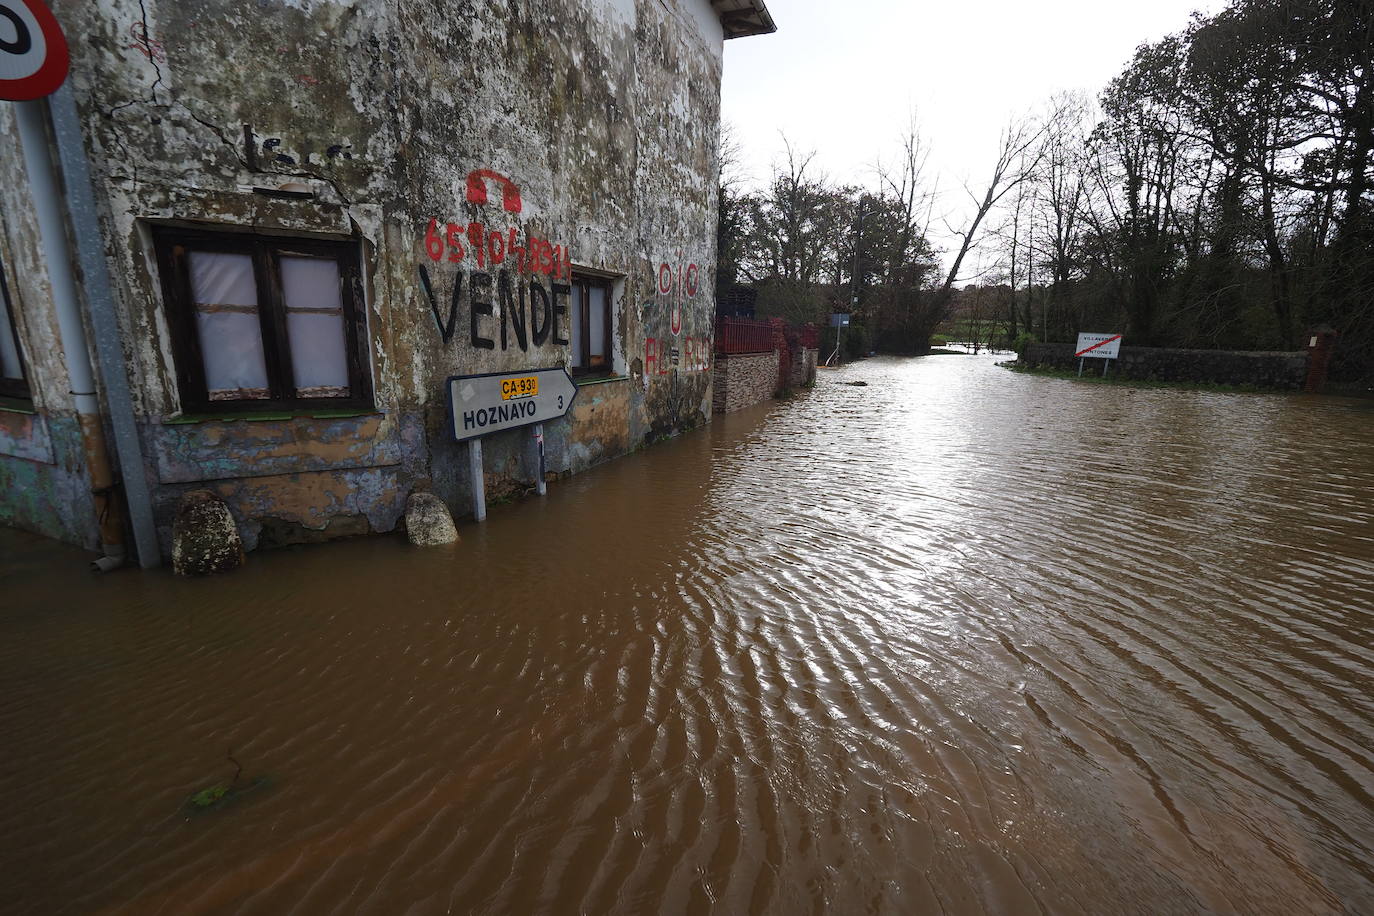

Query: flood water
left=3, top=355, right=1374, bottom=914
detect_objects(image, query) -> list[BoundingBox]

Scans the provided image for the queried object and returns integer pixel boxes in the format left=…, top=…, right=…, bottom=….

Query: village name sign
left=447, top=367, right=577, bottom=443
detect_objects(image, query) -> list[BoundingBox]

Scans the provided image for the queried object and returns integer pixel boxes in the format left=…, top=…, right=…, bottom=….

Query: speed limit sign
left=0, top=0, right=68, bottom=101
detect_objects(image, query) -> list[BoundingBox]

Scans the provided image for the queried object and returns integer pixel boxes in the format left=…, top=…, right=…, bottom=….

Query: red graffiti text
left=644, top=336, right=709, bottom=375
left=423, top=219, right=571, bottom=279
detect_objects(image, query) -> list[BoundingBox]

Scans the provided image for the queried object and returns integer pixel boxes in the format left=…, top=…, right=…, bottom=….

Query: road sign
left=447, top=367, right=577, bottom=442
left=1075, top=332, right=1122, bottom=359
left=0, top=0, right=69, bottom=101
left=830, top=313, right=850, bottom=327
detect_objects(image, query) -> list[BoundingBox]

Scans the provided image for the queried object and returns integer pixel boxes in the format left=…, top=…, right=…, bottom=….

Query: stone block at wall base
left=405, top=490, right=459, bottom=546
left=172, top=491, right=244, bottom=576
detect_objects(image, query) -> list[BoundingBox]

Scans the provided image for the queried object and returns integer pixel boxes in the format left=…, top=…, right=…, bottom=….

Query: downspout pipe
left=14, top=94, right=160, bottom=570
left=47, top=85, right=161, bottom=569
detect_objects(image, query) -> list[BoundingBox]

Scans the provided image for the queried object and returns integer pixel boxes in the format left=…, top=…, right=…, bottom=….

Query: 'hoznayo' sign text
left=447, top=368, right=577, bottom=442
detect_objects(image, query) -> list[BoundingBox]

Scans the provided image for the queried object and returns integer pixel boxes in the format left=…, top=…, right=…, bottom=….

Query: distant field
left=934, top=320, right=1011, bottom=342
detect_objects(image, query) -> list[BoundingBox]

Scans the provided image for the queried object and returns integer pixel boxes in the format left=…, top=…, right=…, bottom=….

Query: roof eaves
left=711, top=0, right=777, bottom=40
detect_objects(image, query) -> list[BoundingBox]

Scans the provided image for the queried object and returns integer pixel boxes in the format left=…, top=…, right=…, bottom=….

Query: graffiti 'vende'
left=418, top=169, right=573, bottom=352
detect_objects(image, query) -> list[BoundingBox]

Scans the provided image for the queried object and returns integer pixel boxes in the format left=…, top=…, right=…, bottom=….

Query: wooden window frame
left=0, top=255, right=31, bottom=401
left=153, top=228, right=372, bottom=413
left=570, top=273, right=614, bottom=377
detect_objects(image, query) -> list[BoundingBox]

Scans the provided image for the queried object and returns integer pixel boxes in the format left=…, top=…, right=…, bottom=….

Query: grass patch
left=1003, top=363, right=1286, bottom=393
left=936, top=320, right=1011, bottom=341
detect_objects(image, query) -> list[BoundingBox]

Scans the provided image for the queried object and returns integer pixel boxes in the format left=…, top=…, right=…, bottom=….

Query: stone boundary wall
left=1020, top=343, right=1309, bottom=389
left=712, top=351, right=780, bottom=413
left=789, top=348, right=819, bottom=388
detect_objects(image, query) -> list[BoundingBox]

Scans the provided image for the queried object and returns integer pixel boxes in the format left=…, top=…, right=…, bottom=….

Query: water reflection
left=2, top=355, right=1373, bottom=913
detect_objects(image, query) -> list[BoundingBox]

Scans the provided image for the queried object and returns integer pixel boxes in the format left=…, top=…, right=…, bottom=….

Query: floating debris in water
left=185, top=750, right=269, bottom=816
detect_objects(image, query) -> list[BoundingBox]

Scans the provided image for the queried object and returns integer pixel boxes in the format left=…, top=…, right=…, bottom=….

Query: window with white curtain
left=154, top=230, right=370, bottom=412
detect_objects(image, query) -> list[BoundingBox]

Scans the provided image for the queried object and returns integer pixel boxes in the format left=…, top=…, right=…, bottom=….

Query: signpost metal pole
left=448, top=367, right=576, bottom=518
left=468, top=439, right=486, bottom=521
left=826, top=313, right=849, bottom=367
left=532, top=423, right=546, bottom=497
left=1078, top=357, right=1085, bottom=378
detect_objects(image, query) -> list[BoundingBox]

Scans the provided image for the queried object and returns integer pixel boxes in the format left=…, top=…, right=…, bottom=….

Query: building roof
left=711, top=0, right=777, bottom=39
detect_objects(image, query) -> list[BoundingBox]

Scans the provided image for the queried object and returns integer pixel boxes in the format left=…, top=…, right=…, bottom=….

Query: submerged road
left=3, top=354, right=1373, bottom=913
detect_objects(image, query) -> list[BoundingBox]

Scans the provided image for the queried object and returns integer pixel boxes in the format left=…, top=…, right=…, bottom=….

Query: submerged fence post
left=469, top=439, right=486, bottom=521
left=532, top=423, right=546, bottom=497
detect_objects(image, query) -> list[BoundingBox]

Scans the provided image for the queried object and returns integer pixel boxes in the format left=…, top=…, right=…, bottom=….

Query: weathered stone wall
left=712, top=351, right=779, bottom=413
left=0, top=0, right=730, bottom=552
left=0, top=100, right=100, bottom=548
left=789, top=347, right=818, bottom=388
left=0, top=411, right=98, bottom=547
left=1020, top=343, right=1310, bottom=389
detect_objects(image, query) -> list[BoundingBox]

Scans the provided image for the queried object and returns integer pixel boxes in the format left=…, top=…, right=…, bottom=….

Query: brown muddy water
left=3, top=355, right=1374, bottom=915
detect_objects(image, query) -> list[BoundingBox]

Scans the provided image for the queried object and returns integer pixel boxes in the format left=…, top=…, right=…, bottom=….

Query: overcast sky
left=720, top=0, right=1224, bottom=278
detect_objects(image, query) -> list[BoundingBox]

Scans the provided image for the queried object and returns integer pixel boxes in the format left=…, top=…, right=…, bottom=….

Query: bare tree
left=740, top=138, right=851, bottom=323
left=1029, top=92, right=1093, bottom=338
left=919, top=115, right=1050, bottom=350
left=715, top=122, right=751, bottom=301
left=875, top=114, right=934, bottom=285
left=998, top=177, right=1027, bottom=341
left=865, top=115, right=942, bottom=349
left=744, top=137, right=839, bottom=285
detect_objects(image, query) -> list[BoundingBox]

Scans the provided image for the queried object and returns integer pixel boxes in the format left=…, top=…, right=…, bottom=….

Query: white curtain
left=588, top=286, right=607, bottom=361
left=188, top=251, right=269, bottom=399
left=281, top=256, right=348, bottom=397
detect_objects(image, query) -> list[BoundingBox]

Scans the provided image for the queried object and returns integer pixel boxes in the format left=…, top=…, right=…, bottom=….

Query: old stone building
left=0, top=0, right=774, bottom=565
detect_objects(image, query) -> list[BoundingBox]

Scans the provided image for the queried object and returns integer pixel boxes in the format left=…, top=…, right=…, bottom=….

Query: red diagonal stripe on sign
left=1075, top=334, right=1122, bottom=357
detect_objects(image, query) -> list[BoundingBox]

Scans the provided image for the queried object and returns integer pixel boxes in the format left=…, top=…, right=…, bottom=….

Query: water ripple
left=2, top=355, right=1373, bottom=913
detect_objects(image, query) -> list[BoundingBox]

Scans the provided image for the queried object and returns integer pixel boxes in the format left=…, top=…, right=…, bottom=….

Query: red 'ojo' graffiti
left=657, top=256, right=699, bottom=336
left=657, top=261, right=699, bottom=297
left=647, top=249, right=706, bottom=374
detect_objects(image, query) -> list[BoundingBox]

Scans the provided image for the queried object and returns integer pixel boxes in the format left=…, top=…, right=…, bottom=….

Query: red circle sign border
left=0, top=0, right=69, bottom=102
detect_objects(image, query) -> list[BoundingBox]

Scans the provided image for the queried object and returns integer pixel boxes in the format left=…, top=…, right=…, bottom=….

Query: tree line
left=717, top=0, right=1373, bottom=383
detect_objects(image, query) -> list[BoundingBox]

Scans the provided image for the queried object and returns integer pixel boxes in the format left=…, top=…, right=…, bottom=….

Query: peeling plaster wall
left=0, top=105, right=100, bottom=549
left=4, top=0, right=727, bottom=550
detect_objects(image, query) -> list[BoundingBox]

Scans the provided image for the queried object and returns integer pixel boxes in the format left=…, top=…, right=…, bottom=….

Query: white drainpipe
left=13, top=98, right=137, bottom=571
